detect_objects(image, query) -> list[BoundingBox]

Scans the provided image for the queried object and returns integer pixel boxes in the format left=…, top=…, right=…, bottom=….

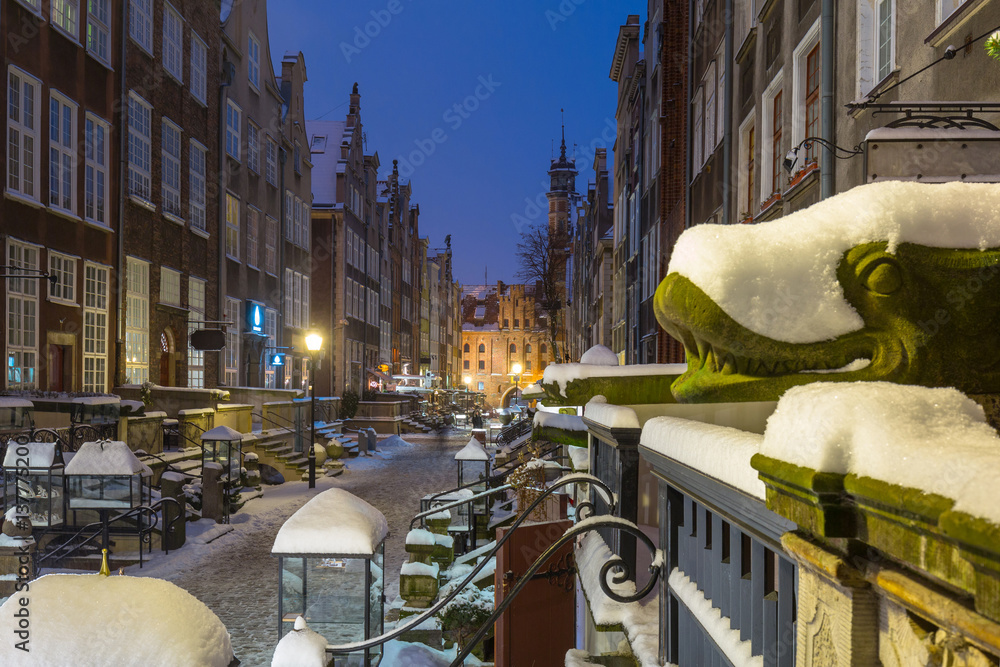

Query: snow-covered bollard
left=401, top=528, right=440, bottom=609
left=271, top=616, right=328, bottom=667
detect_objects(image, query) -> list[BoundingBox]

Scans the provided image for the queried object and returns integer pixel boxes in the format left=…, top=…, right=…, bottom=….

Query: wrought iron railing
left=585, top=418, right=642, bottom=576
left=322, top=472, right=649, bottom=667
left=495, top=418, right=531, bottom=449
left=34, top=497, right=184, bottom=573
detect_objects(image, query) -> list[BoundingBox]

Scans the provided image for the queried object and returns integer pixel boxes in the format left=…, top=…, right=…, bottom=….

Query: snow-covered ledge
left=574, top=531, right=660, bottom=667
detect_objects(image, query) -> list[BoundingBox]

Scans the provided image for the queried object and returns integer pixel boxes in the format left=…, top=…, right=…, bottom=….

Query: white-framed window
left=226, top=192, right=240, bottom=260
left=293, top=272, right=302, bottom=328
left=294, top=196, right=303, bottom=247
left=86, top=0, right=111, bottom=63
left=125, top=256, right=150, bottom=384
left=937, top=0, right=963, bottom=26
left=264, top=308, right=277, bottom=388
left=302, top=203, right=311, bottom=248
left=284, top=269, right=293, bottom=325
left=52, top=0, right=79, bottom=39
left=692, top=87, right=704, bottom=171
left=160, top=267, right=181, bottom=306
left=302, top=275, right=310, bottom=329
left=737, top=113, right=756, bottom=218
left=760, top=70, right=783, bottom=199
left=247, top=121, right=260, bottom=173
left=247, top=207, right=260, bottom=269
left=704, top=62, right=717, bottom=160
left=163, top=3, right=183, bottom=82
left=265, top=135, right=278, bottom=186
left=15, top=0, right=40, bottom=14
left=49, top=91, right=78, bottom=213
left=48, top=252, right=76, bottom=303
left=189, top=140, right=207, bottom=232
left=791, top=20, right=821, bottom=163
left=83, top=262, right=109, bottom=392
left=226, top=100, right=241, bottom=161
left=84, top=113, right=110, bottom=227
left=190, top=31, right=207, bottom=105
left=8, top=67, right=41, bottom=201
left=265, top=215, right=278, bottom=275
left=129, top=0, right=153, bottom=54
left=248, top=32, right=261, bottom=91
left=6, top=240, right=39, bottom=390
left=857, top=0, right=896, bottom=99
left=128, top=91, right=152, bottom=202
left=161, top=118, right=182, bottom=218
left=284, top=191, right=294, bottom=241
left=224, top=298, right=240, bottom=385
left=187, top=277, right=206, bottom=388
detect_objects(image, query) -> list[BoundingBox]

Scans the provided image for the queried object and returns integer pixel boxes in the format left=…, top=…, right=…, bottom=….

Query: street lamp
left=305, top=330, right=323, bottom=489
left=783, top=137, right=864, bottom=174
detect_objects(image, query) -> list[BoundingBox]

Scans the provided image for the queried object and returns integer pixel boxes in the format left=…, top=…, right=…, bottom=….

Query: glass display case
left=2, top=441, right=65, bottom=527
left=273, top=488, right=388, bottom=667
left=200, top=426, right=244, bottom=481
left=64, top=441, right=150, bottom=511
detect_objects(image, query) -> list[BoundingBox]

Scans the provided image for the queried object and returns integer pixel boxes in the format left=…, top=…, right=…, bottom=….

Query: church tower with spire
left=544, top=113, right=579, bottom=362
left=547, top=113, right=578, bottom=238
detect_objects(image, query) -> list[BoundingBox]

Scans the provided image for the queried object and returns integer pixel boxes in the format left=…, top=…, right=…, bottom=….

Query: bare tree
left=515, top=224, right=570, bottom=363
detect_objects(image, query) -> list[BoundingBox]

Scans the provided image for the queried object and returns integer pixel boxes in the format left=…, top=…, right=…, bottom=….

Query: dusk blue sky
left=267, top=0, right=642, bottom=286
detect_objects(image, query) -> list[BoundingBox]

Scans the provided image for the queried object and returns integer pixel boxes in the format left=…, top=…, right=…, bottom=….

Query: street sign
left=190, top=329, right=226, bottom=351
left=270, top=353, right=285, bottom=366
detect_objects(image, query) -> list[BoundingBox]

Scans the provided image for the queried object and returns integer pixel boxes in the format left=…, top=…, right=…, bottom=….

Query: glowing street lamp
left=305, top=331, right=323, bottom=489
left=510, top=363, right=522, bottom=414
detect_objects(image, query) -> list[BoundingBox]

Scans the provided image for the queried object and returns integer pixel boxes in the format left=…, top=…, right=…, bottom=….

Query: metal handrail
left=250, top=410, right=296, bottom=431
left=35, top=497, right=184, bottom=572
left=410, top=485, right=514, bottom=530
left=495, top=418, right=531, bottom=449
left=325, top=473, right=617, bottom=657
left=136, top=449, right=202, bottom=481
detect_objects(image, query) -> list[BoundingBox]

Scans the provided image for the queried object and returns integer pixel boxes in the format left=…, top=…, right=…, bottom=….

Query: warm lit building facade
left=461, top=283, right=553, bottom=408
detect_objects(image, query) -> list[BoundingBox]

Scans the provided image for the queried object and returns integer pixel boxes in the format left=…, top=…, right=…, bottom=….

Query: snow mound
left=380, top=435, right=415, bottom=449
left=0, top=574, right=233, bottom=666
left=580, top=344, right=619, bottom=366
left=668, top=181, right=1000, bottom=344
left=762, top=382, right=1000, bottom=524
left=271, top=617, right=328, bottom=667
left=584, top=396, right=640, bottom=429
left=405, top=528, right=436, bottom=547
left=455, top=436, right=489, bottom=461
left=380, top=639, right=484, bottom=666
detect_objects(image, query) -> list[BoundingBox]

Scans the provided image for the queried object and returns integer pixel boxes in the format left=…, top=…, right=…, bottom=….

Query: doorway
left=47, top=344, right=72, bottom=392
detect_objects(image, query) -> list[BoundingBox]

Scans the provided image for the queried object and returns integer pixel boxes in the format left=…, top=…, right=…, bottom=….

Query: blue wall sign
left=248, top=302, right=264, bottom=334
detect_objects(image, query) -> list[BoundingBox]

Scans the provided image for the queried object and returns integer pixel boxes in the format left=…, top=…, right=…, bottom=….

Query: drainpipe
left=685, top=0, right=693, bottom=229
left=278, top=146, right=287, bottom=386
left=116, top=12, right=128, bottom=386
left=219, top=61, right=234, bottom=385
left=820, top=0, right=835, bottom=199
left=721, top=0, right=735, bottom=224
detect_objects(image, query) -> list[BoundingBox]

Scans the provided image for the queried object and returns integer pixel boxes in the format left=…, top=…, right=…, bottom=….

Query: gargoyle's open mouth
left=656, top=274, right=895, bottom=402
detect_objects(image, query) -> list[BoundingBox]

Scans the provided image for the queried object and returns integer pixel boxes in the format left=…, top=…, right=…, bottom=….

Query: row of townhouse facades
left=307, top=86, right=463, bottom=397
left=1, top=0, right=310, bottom=396
left=2, top=0, right=465, bottom=398
left=565, top=0, right=1000, bottom=366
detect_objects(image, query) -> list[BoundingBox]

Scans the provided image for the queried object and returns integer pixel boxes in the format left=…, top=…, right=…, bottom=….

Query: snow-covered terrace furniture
left=271, top=488, right=388, bottom=666
left=2, top=440, right=65, bottom=527
left=455, top=435, right=490, bottom=490
left=64, top=440, right=152, bottom=512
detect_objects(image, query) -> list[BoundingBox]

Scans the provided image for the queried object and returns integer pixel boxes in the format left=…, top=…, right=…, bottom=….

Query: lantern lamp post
left=305, top=330, right=323, bottom=489
left=510, top=362, right=522, bottom=414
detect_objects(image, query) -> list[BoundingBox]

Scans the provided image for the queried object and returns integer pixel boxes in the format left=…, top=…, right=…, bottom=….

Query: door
left=47, top=344, right=72, bottom=391
left=494, top=519, right=575, bottom=666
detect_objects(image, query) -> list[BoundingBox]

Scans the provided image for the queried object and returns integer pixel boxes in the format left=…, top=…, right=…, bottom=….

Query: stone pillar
left=782, top=533, right=879, bottom=667
left=159, top=472, right=187, bottom=550
left=202, top=462, right=224, bottom=523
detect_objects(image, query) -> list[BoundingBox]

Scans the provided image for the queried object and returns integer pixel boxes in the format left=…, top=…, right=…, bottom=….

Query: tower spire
left=560, top=108, right=567, bottom=159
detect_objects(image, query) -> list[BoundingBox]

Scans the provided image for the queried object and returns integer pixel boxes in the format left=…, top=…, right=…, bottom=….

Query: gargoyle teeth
left=722, top=354, right=738, bottom=375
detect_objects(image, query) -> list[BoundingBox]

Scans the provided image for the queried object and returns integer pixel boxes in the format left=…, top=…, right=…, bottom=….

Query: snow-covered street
left=125, top=430, right=470, bottom=666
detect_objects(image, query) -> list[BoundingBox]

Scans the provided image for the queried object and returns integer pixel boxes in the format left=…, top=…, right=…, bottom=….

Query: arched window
left=525, top=344, right=532, bottom=354
left=498, top=385, right=502, bottom=394
left=478, top=343, right=485, bottom=353
left=541, top=343, right=547, bottom=354
left=509, top=343, right=516, bottom=353
left=463, top=343, right=470, bottom=354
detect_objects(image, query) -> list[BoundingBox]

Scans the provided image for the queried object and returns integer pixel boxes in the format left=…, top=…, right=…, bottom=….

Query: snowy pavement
left=124, top=429, right=469, bottom=667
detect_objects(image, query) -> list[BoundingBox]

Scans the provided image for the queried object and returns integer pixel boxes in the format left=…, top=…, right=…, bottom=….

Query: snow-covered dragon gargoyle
left=654, top=181, right=1000, bottom=403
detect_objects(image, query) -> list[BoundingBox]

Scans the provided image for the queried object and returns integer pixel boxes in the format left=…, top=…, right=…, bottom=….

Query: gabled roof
left=307, top=119, right=348, bottom=207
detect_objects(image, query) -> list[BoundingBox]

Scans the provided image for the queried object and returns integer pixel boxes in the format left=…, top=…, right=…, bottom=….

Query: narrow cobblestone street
left=129, top=431, right=469, bottom=666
